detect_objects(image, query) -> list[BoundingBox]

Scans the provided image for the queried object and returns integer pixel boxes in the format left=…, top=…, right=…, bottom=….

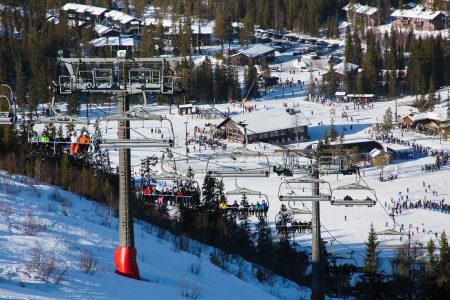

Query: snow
left=232, top=45, right=276, bottom=58
left=220, top=107, right=311, bottom=134
left=62, top=3, right=108, bottom=16
left=90, top=36, right=139, bottom=47
left=342, top=3, right=378, bottom=16
left=0, top=172, right=308, bottom=299
left=391, top=5, right=443, bottom=20
left=104, top=10, right=139, bottom=25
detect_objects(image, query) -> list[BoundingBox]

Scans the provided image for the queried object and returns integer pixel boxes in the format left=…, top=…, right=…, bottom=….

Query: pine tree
left=155, top=21, right=165, bottom=55
left=239, top=12, right=254, bottom=46
left=244, top=58, right=259, bottom=99
left=323, top=130, right=329, bottom=145
left=214, top=10, right=232, bottom=53
left=344, top=27, right=354, bottom=64
left=363, top=223, right=381, bottom=276
left=202, top=174, right=218, bottom=211
left=138, top=27, right=156, bottom=57
left=426, top=239, right=437, bottom=277
left=383, top=107, right=393, bottom=133
left=438, top=231, right=450, bottom=284
left=330, top=123, right=337, bottom=142
left=325, top=60, right=338, bottom=96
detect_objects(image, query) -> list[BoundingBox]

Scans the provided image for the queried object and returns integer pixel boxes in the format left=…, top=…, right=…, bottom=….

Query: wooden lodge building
left=216, top=108, right=311, bottom=144
left=391, top=5, right=447, bottom=31
left=230, top=45, right=276, bottom=66
left=342, top=3, right=380, bottom=28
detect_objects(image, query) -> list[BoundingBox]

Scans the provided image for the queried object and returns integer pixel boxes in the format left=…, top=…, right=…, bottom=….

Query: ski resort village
left=1, top=0, right=450, bottom=299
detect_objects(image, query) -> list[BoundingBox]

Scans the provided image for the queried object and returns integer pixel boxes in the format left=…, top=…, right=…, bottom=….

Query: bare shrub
left=0, top=200, right=12, bottom=216
left=48, top=190, right=72, bottom=207
left=26, top=242, right=67, bottom=283
left=96, top=204, right=112, bottom=228
left=179, top=278, right=202, bottom=299
left=5, top=183, right=18, bottom=195
left=23, top=210, right=46, bottom=236
left=29, top=184, right=42, bottom=198
left=79, top=250, right=97, bottom=275
left=47, top=201, right=57, bottom=213
left=172, top=236, right=190, bottom=253
left=189, top=262, right=201, bottom=275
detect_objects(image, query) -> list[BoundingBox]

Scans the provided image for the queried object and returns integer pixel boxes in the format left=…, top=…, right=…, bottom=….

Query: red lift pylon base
left=114, top=246, right=140, bottom=280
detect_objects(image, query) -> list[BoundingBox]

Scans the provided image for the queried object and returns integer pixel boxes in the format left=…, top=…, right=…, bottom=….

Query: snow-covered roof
left=391, top=5, right=442, bottom=20
left=369, top=148, right=382, bottom=157
left=62, top=3, right=108, bottom=16
left=409, top=112, right=445, bottom=122
left=333, top=62, right=359, bottom=74
left=192, top=21, right=214, bottom=35
left=221, top=108, right=311, bottom=135
left=95, top=24, right=114, bottom=35
left=343, top=3, right=378, bottom=16
left=178, top=104, right=193, bottom=109
left=104, top=10, right=139, bottom=24
left=232, top=44, right=276, bottom=58
left=90, top=36, right=139, bottom=47
left=143, top=17, right=173, bottom=27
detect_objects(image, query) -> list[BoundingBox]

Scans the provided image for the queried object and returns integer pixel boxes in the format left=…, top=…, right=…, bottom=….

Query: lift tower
left=59, top=51, right=181, bottom=279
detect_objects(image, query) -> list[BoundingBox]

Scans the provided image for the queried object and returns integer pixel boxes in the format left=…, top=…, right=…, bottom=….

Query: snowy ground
left=0, top=171, right=309, bottom=299
left=60, top=85, right=450, bottom=273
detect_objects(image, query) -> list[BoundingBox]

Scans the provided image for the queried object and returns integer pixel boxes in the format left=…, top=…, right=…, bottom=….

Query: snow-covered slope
left=0, top=172, right=307, bottom=299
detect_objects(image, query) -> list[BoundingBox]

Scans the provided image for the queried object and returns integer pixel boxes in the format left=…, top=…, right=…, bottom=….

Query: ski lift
left=139, top=153, right=200, bottom=207
left=206, top=146, right=270, bottom=178
left=27, top=115, right=100, bottom=157
left=96, top=110, right=175, bottom=149
left=220, top=180, right=269, bottom=217
left=278, top=176, right=331, bottom=202
left=0, top=84, right=17, bottom=125
left=273, top=151, right=312, bottom=176
left=330, top=181, right=377, bottom=207
left=275, top=205, right=312, bottom=236
left=317, top=154, right=354, bottom=175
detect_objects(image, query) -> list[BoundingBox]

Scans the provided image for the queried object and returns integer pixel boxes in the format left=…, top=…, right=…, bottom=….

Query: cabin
left=178, top=104, right=196, bottom=115
left=345, top=94, right=375, bottom=104
left=391, top=5, right=447, bottom=31
left=308, top=138, right=384, bottom=155
left=216, top=108, right=310, bottom=144
left=61, top=3, right=142, bottom=35
left=191, top=21, right=215, bottom=47
left=369, top=149, right=390, bottom=167
left=230, top=45, right=276, bottom=66
left=342, top=3, right=380, bottom=27
left=62, top=3, right=108, bottom=27
left=90, top=36, right=139, bottom=55
left=398, top=112, right=446, bottom=129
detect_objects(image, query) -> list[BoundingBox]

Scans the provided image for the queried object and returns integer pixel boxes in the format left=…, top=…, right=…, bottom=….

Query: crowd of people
left=218, top=197, right=269, bottom=218
left=30, top=126, right=94, bottom=156
left=275, top=204, right=312, bottom=237
left=140, top=184, right=196, bottom=207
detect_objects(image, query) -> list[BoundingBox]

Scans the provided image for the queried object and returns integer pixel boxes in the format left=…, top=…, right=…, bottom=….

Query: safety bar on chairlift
left=207, top=170, right=270, bottom=178
left=330, top=199, right=376, bottom=206
left=98, top=139, right=173, bottom=149
left=279, top=195, right=331, bottom=202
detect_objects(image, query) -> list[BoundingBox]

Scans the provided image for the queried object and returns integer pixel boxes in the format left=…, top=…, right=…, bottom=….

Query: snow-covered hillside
left=0, top=172, right=308, bottom=300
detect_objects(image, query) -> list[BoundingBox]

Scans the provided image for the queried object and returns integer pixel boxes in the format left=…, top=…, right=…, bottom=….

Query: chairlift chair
left=316, top=154, right=352, bottom=175
left=222, top=181, right=270, bottom=217
left=273, top=151, right=312, bottom=176
left=0, top=84, right=17, bottom=125
left=278, top=176, right=332, bottom=202
left=330, top=182, right=377, bottom=207
left=96, top=110, right=175, bottom=149
left=206, top=146, right=270, bottom=178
